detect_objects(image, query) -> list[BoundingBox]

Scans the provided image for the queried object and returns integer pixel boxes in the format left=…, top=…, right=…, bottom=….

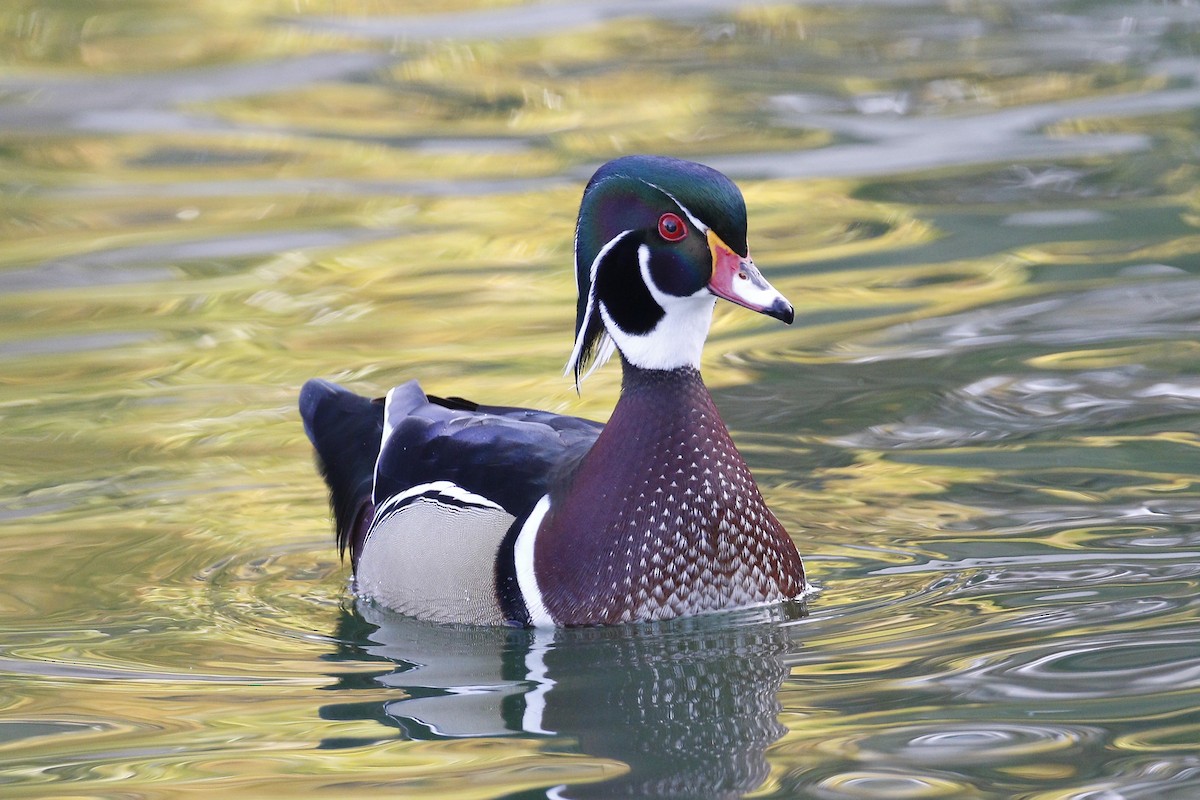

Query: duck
left=300, top=155, right=806, bottom=627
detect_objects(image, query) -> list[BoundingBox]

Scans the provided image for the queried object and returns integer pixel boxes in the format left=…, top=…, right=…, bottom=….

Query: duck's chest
left=531, top=369, right=803, bottom=624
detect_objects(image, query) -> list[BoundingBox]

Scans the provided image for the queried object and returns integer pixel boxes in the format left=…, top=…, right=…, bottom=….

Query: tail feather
left=299, top=379, right=384, bottom=565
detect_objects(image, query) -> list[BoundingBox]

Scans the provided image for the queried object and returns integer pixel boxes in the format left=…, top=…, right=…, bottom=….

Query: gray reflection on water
left=853, top=721, right=1107, bottom=766
left=718, top=72, right=1200, bottom=179
left=935, top=632, right=1200, bottom=702
left=0, top=53, right=391, bottom=133
left=0, top=331, right=159, bottom=360
left=841, top=367, right=1200, bottom=449
left=301, top=0, right=768, bottom=41
left=49, top=176, right=569, bottom=200
left=714, top=93, right=1157, bottom=180
left=1002, top=209, right=1114, bottom=227
left=1059, top=759, right=1200, bottom=800
left=0, top=228, right=394, bottom=293
left=954, top=503, right=1200, bottom=539
left=844, top=279, right=1200, bottom=362
left=875, top=551, right=1200, bottom=578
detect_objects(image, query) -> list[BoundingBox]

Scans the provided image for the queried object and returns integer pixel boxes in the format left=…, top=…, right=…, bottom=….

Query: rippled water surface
left=3, top=1, right=1200, bottom=797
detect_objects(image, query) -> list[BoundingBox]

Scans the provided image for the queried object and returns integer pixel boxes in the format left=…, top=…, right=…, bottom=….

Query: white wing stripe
left=375, top=480, right=504, bottom=520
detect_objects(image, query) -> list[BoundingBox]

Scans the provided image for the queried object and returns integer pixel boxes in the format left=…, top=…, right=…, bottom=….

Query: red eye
left=657, top=212, right=687, bottom=242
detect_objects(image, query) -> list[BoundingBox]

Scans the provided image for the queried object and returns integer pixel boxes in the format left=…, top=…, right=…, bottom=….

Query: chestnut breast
left=534, top=366, right=805, bottom=625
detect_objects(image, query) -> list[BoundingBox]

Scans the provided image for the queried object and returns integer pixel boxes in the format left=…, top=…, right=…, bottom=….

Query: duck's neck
left=614, top=360, right=716, bottom=430
left=530, top=359, right=805, bottom=625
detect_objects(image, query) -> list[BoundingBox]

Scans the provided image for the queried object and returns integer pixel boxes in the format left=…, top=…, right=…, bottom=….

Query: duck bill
left=706, top=230, right=795, bottom=324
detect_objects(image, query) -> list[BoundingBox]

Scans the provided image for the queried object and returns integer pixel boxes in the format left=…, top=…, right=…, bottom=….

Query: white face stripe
left=514, top=494, right=555, bottom=626
left=639, top=180, right=709, bottom=234
left=565, top=229, right=634, bottom=383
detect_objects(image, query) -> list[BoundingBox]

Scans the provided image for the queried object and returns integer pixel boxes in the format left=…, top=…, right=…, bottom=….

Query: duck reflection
left=322, top=603, right=805, bottom=799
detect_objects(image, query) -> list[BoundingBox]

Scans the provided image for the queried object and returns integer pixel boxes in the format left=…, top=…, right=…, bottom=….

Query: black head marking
left=593, top=233, right=663, bottom=336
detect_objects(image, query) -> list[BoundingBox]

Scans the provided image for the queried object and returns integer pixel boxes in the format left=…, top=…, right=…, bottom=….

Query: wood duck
left=300, top=155, right=807, bottom=626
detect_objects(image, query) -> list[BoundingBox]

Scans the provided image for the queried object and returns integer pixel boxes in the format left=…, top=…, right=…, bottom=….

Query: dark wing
left=300, top=378, right=602, bottom=568
left=299, top=379, right=384, bottom=561
left=375, top=380, right=602, bottom=519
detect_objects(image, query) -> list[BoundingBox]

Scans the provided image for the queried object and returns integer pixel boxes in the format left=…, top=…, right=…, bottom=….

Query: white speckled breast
left=533, top=365, right=806, bottom=625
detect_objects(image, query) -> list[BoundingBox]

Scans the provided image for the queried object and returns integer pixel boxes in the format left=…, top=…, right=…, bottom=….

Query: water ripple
left=302, top=0, right=760, bottom=41
left=0, top=228, right=393, bottom=294
left=1025, top=756, right=1200, bottom=800
left=840, top=366, right=1200, bottom=449
left=851, top=721, right=1105, bottom=766
left=935, top=633, right=1200, bottom=702
left=0, top=53, right=391, bottom=133
left=874, top=551, right=1200, bottom=578
left=811, top=768, right=972, bottom=799
left=951, top=500, right=1200, bottom=539
left=842, top=279, right=1200, bottom=362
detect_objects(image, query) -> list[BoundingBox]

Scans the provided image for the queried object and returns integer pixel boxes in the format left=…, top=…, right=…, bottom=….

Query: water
left=2, top=1, right=1199, bottom=797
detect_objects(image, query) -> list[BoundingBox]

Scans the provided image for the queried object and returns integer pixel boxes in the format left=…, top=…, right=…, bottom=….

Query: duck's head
left=566, top=155, right=793, bottom=385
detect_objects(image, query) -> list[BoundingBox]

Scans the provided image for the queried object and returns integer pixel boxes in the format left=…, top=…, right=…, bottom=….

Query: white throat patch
left=599, top=243, right=716, bottom=371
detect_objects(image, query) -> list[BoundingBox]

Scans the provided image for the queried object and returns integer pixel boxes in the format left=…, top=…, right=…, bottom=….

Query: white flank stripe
left=514, top=494, right=555, bottom=626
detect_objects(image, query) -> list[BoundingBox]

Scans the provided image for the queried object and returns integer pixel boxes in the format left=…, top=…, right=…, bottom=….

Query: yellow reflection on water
left=4, top=0, right=1200, bottom=798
